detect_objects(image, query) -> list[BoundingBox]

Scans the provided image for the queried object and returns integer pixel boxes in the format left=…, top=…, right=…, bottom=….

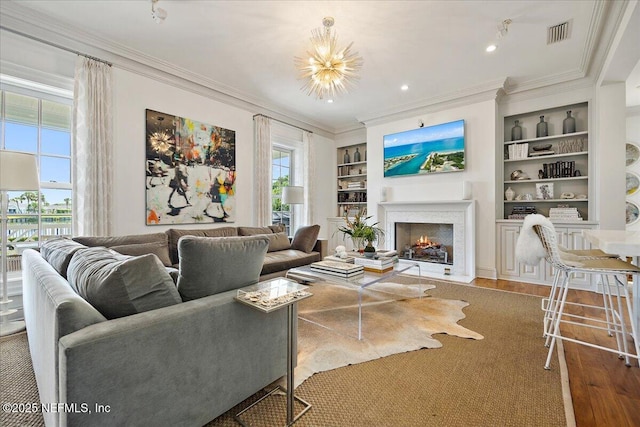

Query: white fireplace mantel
left=379, top=200, right=476, bottom=283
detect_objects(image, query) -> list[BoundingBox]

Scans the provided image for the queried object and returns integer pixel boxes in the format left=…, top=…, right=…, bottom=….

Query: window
left=1, top=85, right=73, bottom=274
left=271, top=147, right=292, bottom=235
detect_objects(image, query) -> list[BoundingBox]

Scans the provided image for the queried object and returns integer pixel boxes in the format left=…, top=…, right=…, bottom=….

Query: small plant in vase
left=337, top=211, right=384, bottom=256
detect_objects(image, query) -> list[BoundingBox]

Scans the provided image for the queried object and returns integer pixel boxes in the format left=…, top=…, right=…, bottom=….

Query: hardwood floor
left=470, top=278, right=640, bottom=427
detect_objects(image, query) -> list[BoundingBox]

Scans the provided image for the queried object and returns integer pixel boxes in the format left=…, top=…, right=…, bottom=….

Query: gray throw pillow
left=39, top=238, right=87, bottom=278
left=166, top=227, right=238, bottom=265
left=67, top=247, right=182, bottom=319
left=267, top=232, right=291, bottom=252
left=111, top=241, right=173, bottom=267
left=176, top=235, right=269, bottom=301
left=290, top=224, right=320, bottom=253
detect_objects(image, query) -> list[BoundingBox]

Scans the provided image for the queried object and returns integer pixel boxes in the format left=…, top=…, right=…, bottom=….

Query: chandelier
left=296, top=17, right=363, bottom=99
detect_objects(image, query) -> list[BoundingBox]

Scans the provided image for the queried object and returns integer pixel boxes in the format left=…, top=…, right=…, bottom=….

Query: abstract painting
left=145, top=109, right=236, bottom=225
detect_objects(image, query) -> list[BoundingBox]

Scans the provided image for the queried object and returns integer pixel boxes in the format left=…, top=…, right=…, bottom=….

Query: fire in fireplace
left=395, top=222, right=453, bottom=265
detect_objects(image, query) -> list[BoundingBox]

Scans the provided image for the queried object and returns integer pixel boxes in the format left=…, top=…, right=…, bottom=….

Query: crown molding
left=504, top=69, right=587, bottom=95
left=498, top=77, right=595, bottom=107
left=580, top=0, right=608, bottom=75
left=356, top=79, right=506, bottom=127
left=0, top=60, right=73, bottom=95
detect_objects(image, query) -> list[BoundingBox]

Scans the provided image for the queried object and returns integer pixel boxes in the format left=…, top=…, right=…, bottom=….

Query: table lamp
left=0, top=150, right=39, bottom=337
left=282, top=186, right=304, bottom=234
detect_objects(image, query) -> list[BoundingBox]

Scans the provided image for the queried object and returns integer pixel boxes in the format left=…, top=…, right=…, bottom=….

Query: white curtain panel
left=254, top=116, right=272, bottom=226
left=73, top=57, right=113, bottom=237
left=303, top=131, right=315, bottom=225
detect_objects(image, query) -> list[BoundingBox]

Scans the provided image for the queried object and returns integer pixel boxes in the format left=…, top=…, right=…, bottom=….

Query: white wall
left=596, top=82, right=627, bottom=229
left=112, top=68, right=256, bottom=234
left=366, top=99, right=497, bottom=278
left=311, top=133, right=337, bottom=238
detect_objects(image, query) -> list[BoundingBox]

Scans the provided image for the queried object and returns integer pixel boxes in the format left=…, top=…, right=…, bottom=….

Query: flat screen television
left=383, top=119, right=465, bottom=177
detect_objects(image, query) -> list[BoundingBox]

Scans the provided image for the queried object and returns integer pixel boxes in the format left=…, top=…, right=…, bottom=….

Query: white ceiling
left=0, top=0, right=633, bottom=133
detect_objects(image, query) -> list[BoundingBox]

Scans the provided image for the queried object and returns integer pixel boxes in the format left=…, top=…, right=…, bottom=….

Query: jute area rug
left=0, top=278, right=571, bottom=427
left=208, top=277, right=571, bottom=427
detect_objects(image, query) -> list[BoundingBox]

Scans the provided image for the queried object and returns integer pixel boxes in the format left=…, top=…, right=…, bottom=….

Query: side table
left=234, top=278, right=313, bottom=426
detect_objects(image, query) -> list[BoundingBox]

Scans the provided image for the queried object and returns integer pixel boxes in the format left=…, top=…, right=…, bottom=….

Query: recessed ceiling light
left=486, top=44, right=497, bottom=53
left=327, top=99, right=334, bottom=103
left=401, top=84, right=409, bottom=91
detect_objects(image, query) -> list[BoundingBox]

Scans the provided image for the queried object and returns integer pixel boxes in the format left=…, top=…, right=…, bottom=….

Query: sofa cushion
left=167, top=227, right=238, bottom=265
left=290, top=224, right=320, bottom=253
left=261, top=249, right=322, bottom=275
left=177, top=235, right=269, bottom=301
left=237, top=226, right=273, bottom=236
left=267, top=232, right=291, bottom=252
left=39, top=238, right=87, bottom=278
left=110, top=241, right=172, bottom=267
left=73, top=232, right=168, bottom=248
left=67, top=247, right=182, bottom=319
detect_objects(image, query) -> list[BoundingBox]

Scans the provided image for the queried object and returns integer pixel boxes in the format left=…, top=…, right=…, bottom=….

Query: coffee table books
left=323, top=255, right=355, bottom=263
left=354, top=256, right=397, bottom=273
left=310, top=260, right=364, bottom=278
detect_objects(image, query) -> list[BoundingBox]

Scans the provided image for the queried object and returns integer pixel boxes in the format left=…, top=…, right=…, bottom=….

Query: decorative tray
left=235, top=278, right=312, bottom=313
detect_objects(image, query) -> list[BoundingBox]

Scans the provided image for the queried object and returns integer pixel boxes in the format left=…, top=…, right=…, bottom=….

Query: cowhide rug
left=291, top=281, right=484, bottom=388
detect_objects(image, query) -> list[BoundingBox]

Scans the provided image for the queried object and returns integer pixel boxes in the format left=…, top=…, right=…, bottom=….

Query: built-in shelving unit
left=501, top=102, right=590, bottom=220
left=337, top=142, right=367, bottom=217
left=497, top=101, right=597, bottom=289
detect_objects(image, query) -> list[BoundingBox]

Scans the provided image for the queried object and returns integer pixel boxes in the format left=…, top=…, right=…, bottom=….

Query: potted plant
left=337, top=211, right=384, bottom=256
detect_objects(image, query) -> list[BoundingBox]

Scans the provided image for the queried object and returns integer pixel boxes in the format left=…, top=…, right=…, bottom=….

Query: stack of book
left=529, top=149, right=554, bottom=157
left=508, top=143, right=528, bottom=160
left=323, top=254, right=355, bottom=263
left=354, top=256, right=397, bottom=273
left=549, top=207, right=582, bottom=221
left=347, top=181, right=365, bottom=189
left=310, top=260, right=364, bottom=277
left=508, top=205, right=537, bottom=220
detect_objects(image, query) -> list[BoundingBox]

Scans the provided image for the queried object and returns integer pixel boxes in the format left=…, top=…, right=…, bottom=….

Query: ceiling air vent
left=548, top=21, right=570, bottom=44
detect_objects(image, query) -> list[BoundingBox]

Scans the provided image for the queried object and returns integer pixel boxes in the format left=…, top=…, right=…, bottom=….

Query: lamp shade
left=0, top=151, right=39, bottom=191
left=282, top=186, right=304, bottom=205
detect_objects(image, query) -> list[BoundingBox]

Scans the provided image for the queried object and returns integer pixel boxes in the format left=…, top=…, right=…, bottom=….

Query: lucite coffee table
left=286, top=262, right=422, bottom=340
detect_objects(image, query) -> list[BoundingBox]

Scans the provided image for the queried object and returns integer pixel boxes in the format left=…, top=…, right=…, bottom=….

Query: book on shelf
left=529, top=150, right=555, bottom=157
left=310, top=260, right=364, bottom=277
left=508, top=143, right=528, bottom=160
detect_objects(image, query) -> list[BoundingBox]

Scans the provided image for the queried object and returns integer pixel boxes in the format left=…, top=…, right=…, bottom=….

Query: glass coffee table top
left=286, top=262, right=422, bottom=340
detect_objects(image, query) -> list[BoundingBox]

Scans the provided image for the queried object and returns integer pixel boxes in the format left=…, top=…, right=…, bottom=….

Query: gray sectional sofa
left=22, top=225, right=325, bottom=426
left=72, top=224, right=327, bottom=280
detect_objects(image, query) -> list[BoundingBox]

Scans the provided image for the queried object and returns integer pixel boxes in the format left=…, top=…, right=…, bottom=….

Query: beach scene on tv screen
left=383, top=120, right=465, bottom=177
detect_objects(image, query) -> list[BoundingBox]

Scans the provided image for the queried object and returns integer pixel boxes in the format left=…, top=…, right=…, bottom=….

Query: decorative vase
left=505, top=187, right=515, bottom=201
left=563, top=110, right=576, bottom=134
left=536, top=116, right=548, bottom=138
left=343, top=149, right=350, bottom=164
left=363, top=244, right=376, bottom=258
left=354, top=147, right=361, bottom=162
left=511, top=120, right=522, bottom=141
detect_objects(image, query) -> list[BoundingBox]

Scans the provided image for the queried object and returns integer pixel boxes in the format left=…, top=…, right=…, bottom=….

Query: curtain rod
left=253, top=114, right=313, bottom=134
left=1, top=26, right=113, bottom=66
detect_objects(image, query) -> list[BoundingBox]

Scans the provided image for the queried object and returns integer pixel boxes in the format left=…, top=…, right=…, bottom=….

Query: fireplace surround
left=379, top=201, right=475, bottom=282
